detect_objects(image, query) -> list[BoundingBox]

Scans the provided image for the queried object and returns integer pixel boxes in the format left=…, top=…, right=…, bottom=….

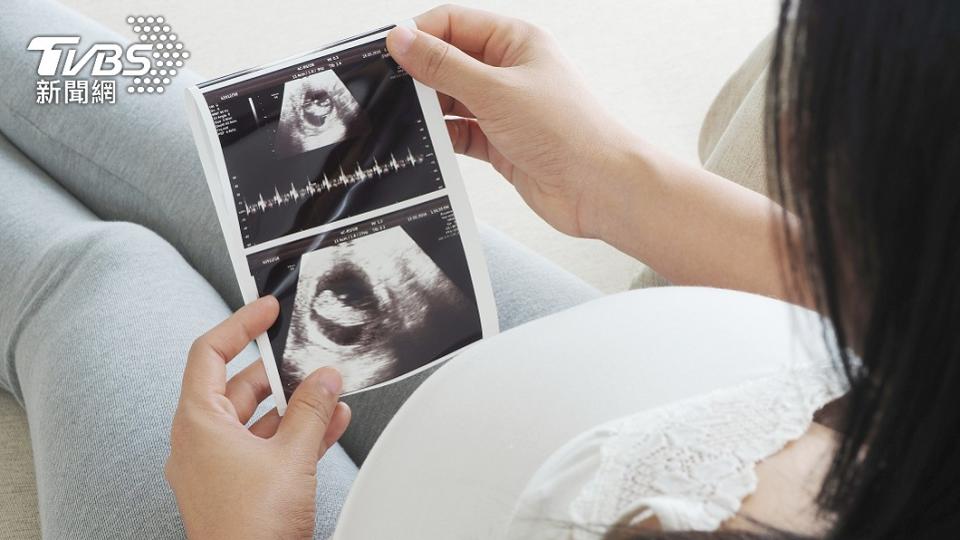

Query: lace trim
left=570, top=357, right=847, bottom=534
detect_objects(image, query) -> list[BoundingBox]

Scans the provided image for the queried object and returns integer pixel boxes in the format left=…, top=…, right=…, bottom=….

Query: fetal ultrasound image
left=275, top=70, right=368, bottom=158
left=206, top=38, right=447, bottom=248
left=247, top=197, right=482, bottom=396
left=283, top=226, right=469, bottom=393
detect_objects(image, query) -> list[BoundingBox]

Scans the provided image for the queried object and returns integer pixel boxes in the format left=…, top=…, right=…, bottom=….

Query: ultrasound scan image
left=280, top=226, right=473, bottom=394
left=276, top=70, right=368, bottom=158
left=207, top=37, right=446, bottom=247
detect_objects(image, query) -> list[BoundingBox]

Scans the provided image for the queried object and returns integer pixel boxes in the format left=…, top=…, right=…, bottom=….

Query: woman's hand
left=387, top=5, right=640, bottom=238
left=165, top=297, right=351, bottom=540
left=389, top=5, right=797, bottom=300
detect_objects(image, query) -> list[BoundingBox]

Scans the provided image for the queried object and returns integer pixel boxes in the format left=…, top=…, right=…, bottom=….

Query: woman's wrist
left=578, top=132, right=660, bottom=243
left=577, top=128, right=794, bottom=300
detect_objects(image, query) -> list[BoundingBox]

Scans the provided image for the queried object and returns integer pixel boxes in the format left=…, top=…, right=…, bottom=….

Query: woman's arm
left=387, top=5, right=797, bottom=302
left=587, top=139, right=793, bottom=300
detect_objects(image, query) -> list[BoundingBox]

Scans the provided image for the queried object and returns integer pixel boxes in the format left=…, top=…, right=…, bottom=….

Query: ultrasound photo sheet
left=185, top=22, right=498, bottom=414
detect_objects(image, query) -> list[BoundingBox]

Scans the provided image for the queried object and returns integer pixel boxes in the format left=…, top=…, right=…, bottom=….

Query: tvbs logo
left=28, top=15, right=188, bottom=104
left=28, top=37, right=152, bottom=77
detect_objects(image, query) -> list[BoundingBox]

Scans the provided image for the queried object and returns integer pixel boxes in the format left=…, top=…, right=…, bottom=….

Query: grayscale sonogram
left=281, top=226, right=471, bottom=394
left=276, top=70, right=368, bottom=157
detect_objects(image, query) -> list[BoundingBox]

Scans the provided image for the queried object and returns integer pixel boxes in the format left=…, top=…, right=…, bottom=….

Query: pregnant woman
left=2, top=1, right=957, bottom=539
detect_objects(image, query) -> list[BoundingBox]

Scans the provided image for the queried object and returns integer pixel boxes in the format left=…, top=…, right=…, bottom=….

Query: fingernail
left=389, top=26, right=416, bottom=56
left=315, top=368, right=343, bottom=395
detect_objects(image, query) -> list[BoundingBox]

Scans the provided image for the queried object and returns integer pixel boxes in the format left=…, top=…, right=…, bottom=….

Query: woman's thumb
left=277, top=367, right=344, bottom=457
left=387, top=25, right=492, bottom=106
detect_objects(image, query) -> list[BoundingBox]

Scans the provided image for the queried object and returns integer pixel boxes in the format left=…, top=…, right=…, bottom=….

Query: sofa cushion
left=0, top=391, right=40, bottom=540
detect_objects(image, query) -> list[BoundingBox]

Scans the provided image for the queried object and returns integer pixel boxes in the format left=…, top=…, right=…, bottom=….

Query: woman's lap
left=0, top=0, right=240, bottom=308
left=1, top=0, right=603, bottom=463
left=0, top=0, right=603, bottom=536
left=0, top=134, right=357, bottom=539
left=0, top=139, right=599, bottom=537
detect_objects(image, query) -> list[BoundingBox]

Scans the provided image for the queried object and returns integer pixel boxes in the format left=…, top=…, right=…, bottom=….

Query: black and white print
left=205, top=37, right=446, bottom=247
left=275, top=70, right=367, bottom=158
left=245, top=196, right=483, bottom=397
left=283, top=226, right=471, bottom=393
left=191, top=26, right=496, bottom=407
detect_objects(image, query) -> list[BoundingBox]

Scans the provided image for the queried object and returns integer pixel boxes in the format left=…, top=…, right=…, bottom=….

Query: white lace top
left=505, top=355, right=848, bottom=538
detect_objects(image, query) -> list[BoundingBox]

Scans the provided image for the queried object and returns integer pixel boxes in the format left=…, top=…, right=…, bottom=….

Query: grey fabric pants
left=0, top=0, right=602, bottom=538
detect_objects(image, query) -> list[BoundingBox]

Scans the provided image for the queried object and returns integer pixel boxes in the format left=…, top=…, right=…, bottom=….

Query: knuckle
left=293, top=390, right=336, bottom=423
left=523, top=20, right=549, bottom=38
left=424, top=40, right=452, bottom=80
left=287, top=507, right=317, bottom=538
left=187, top=337, right=206, bottom=359
left=527, top=23, right=554, bottom=43
left=428, top=3, right=461, bottom=24
left=169, top=405, right=204, bottom=443
left=508, top=19, right=555, bottom=53
left=508, top=18, right=534, bottom=39
left=519, top=20, right=552, bottom=48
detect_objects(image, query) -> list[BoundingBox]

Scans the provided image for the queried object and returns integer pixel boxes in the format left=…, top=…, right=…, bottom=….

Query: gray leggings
left=0, top=1, right=601, bottom=538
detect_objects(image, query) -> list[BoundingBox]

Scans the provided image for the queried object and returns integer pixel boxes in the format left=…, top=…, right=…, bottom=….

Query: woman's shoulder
left=505, top=357, right=847, bottom=539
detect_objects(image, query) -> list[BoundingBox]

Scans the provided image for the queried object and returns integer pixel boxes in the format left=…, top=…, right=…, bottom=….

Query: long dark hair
left=615, top=0, right=960, bottom=538
left=769, top=0, right=960, bottom=537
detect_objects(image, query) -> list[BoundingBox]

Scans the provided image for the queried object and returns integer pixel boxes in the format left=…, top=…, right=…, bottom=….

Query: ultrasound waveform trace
left=282, top=226, right=473, bottom=394
left=241, top=148, right=427, bottom=217
left=276, top=69, right=368, bottom=158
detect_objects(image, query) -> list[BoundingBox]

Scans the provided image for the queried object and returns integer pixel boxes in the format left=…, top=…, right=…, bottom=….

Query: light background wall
left=60, top=0, right=779, bottom=292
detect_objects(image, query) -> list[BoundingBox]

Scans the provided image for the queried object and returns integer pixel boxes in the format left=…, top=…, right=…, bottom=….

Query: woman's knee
left=5, top=221, right=228, bottom=369
left=40, top=221, right=214, bottom=300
